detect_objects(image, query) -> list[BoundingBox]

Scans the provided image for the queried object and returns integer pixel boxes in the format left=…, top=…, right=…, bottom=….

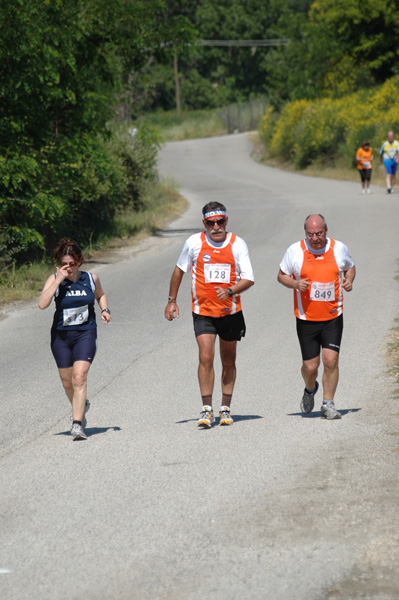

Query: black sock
left=201, top=395, right=212, bottom=407
left=222, top=393, right=232, bottom=408
left=72, top=420, right=82, bottom=426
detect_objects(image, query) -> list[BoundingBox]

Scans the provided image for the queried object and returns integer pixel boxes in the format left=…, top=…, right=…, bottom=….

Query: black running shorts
left=296, top=314, right=343, bottom=361
left=51, top=328, right=97, bottom=368
left=359, top=169, right=372, bottom=182
left=192, top=311, right=246, bottom=341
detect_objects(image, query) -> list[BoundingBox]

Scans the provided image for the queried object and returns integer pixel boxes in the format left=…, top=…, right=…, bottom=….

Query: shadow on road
left=54, top=426, right=122, bottom=437
left=176, top=414, right=263, bottom=425
left=287, top=408, right=362, bottom=418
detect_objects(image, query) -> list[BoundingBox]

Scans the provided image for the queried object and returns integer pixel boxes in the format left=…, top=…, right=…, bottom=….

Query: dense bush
left=0, top=0, right=193, bottom=267
left=260, top=76, right=399, bottom=168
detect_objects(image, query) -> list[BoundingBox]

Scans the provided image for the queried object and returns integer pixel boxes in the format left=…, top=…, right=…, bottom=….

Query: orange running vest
left=294, top=239, right=343, bottom=321
left=192, top=232, right=242, bottom=317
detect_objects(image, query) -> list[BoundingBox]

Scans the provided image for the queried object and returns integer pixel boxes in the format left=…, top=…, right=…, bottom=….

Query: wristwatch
left=168, top=296, right=176, bottom=303
left=227, top=288, right=233, bottom=297
left=101, top=308, right=111, bottom=315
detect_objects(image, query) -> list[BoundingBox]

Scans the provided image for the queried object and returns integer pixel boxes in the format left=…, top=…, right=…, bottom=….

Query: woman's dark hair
left=53, top=238, right=83, bottom=265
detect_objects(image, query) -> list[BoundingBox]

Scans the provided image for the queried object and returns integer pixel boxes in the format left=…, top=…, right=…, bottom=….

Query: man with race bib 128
left=278, top=214, right=356, bottom=420
left=379, top=131, right=399, bottom=193
left=164, top=202, right=255, bottom=428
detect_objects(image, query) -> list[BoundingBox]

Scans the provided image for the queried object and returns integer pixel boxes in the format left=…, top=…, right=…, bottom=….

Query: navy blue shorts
left=296, top=315, right=343, bottom=361
left=192, top=311, right=246, bottom=341
left=51, top=328, right=97, bottom=368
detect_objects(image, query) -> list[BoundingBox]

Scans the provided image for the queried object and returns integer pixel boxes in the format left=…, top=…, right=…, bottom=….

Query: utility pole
left=173, top=53, right=182, bottom=118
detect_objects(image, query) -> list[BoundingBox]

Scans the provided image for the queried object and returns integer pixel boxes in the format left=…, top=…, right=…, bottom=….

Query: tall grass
left=136, top=109, right=227, bottom=142
left=135, top=98, right=268, bottom=142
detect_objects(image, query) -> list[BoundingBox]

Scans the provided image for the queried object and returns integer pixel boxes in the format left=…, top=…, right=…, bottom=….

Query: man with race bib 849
left=278, top=214, right=356, bottom=420
left=164, top=202, right=254, bottom=428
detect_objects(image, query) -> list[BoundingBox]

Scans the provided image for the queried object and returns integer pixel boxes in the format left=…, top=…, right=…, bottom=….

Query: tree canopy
left=133, top=0, right=399, bottom=111
left=0, top=0, right=194, bottom=263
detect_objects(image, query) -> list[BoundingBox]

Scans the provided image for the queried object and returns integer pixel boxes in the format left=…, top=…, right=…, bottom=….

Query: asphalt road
left=1, top=133, right=399, bottom=600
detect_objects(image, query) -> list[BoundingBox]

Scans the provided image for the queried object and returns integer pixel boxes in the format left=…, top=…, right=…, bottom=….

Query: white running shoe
left=219, top=406, right=233, bottom=426
left=70, top=423, right=87, bottom=440
left=320, top=401, right=342, bottom=420
left=366, top=188, right=371, bottom=194
left=198, top=405, right=215, bottom=428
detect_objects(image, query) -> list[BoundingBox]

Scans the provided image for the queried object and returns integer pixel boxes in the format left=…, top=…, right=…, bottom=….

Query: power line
left=196, top=39, right=290, bottom=47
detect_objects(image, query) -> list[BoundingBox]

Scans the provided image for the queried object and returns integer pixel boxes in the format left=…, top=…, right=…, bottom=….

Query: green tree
left=266, top=0, right=399, bottom=104
left=0, top=0, right=194, bottom=262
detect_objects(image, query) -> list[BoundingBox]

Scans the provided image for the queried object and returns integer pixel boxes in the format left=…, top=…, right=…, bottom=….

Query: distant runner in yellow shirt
left=379, top=131, right=399, bottom=193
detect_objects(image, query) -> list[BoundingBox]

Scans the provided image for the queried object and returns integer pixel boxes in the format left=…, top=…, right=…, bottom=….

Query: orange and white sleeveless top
left=280, top=238, right=354, bottom=321
left=177, top=231, right=254, bottom=317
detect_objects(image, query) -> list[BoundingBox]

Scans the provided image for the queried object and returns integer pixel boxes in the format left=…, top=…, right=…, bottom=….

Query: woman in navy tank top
left=39, top=238, right=111, bottom=440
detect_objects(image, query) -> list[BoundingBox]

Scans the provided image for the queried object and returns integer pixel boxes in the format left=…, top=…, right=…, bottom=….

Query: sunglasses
left=60, top=261, right=78, bottom=268
left=206, top=218, right=226, bottom=226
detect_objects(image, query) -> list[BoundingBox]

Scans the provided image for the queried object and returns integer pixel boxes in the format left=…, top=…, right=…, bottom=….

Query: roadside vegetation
left=259, top=77, right=399, bottom=171
left=136, top=97, right=267, bottom=142
left=136, top=110, right=227, bottom=142
left=0, top=179, right=186, bottom=305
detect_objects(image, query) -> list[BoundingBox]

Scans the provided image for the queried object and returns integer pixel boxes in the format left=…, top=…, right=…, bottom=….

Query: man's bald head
left=304, top=214, right=327, bottom=231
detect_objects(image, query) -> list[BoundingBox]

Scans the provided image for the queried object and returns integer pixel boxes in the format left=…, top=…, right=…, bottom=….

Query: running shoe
left=70, top=423, right=87, bottom=440
left=300, top=381, right=319, bottom=414
left=219, top=406, right=233, bottom=426
left=366, top=188, right=371, bottom=194
left=320, top=401, right=342, bottom=420
left=198, top=406, right=215, bottom=428
left=387, top=187, right=392, bottom=193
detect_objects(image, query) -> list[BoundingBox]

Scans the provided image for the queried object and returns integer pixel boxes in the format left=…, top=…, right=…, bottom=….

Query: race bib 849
left=310, top=281, right=335, bottom=302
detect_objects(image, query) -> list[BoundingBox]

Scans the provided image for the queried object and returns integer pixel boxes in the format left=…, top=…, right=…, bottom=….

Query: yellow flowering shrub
left=269, top=99, right=312, bottom=159
left=259, top=106, right=276, bottom=144
left=260, top=76, right=399, bottom=168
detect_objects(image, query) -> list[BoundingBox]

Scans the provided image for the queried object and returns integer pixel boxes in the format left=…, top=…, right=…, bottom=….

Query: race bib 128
left=204, top=263, right=231, bottom=284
